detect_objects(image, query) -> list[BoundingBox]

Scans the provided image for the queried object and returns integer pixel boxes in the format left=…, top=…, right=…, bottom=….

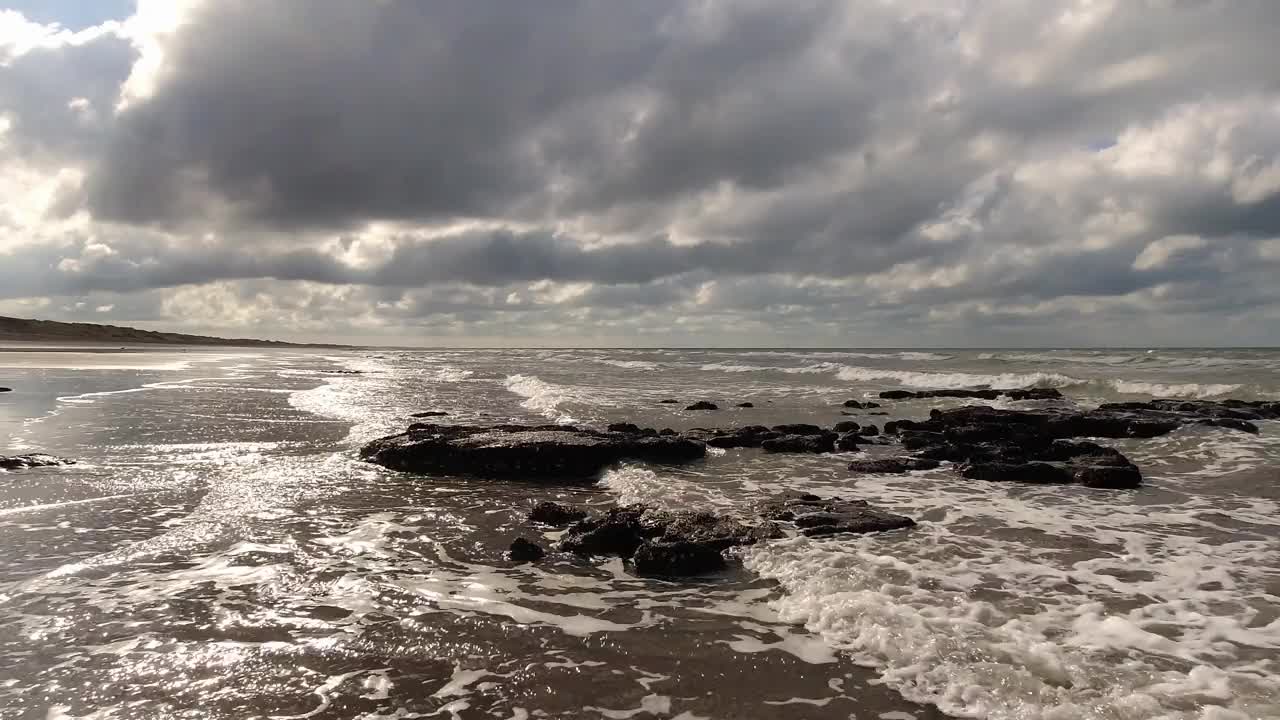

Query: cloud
left=1, top=0, right=1280, bottom=344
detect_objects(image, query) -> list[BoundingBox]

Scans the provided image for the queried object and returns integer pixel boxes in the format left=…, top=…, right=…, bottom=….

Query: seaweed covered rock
left=360, top=423, right=705, bottom=480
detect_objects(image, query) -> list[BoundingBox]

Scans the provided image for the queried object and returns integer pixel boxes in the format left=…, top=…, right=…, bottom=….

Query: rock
left=685, top=401, right=719, bottom=411
left=771, top=423, right=826, bottom=435
left=847, top=457, right=940, bottom=474
left=959, top=462, right=1074, bottom=485
left=1074, top=464, right=1143, bottom=489
left=558, top=507, right=649, bottom=557
left=834, top=433, right=870, bottom=451
left=736, top=402, right=755, bottom=408
left=859, top=424, right=880, bottom=436
left=0, top=454, right=75, bottom=470
left=658, top=428, right=678, bottom=436
left=659, top=399, right=679, bottom=404
left=410, top=411, right=449, bottom=418
left=762, top=433, right=836, bottom=454
left=507, top=537, right=546, bottom=562
left=1003, top=388, right=1064, bottom=401
left=360, top=423, right=706, bottom=480
left=528, top=501, right=588, bottom=526
left=878, top=388, right=1063, bottom=401
left=1194, top=418, right=1259, bottom=434
left=558, top=506, right=783, bottom=576
left=842, top=400, right=881, bottom=409
left=0, top=387, right=11, bottom=393
left=686, top=425, right=780, bottom=449
left=633, top=540, right=726, bottom=576
left=759, top=493, right=915, bottom=537
left=608, top=422, right=642, bottom=433
left=833, top=421, right=861, bottom=433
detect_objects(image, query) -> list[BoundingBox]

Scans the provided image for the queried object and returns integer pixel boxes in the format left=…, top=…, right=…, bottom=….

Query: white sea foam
left=502, top=374, right=600, bottom=423
left=1107, top=380, right=1242, bottom=398
left=744, top=481, right=1280, bottom=720
left=834, top=365, right=1079, bottom=389
left=597, top=359, right=660, bottom=370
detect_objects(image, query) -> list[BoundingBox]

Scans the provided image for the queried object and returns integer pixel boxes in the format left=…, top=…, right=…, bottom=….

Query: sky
left=1, top=0, right=1279, bottom=347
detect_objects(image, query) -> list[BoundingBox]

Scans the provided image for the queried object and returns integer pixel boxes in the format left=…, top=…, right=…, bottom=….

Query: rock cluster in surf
left=520, top=494, right=913, bottom=576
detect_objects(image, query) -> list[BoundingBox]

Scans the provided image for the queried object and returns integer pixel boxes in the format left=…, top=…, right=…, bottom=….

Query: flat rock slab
left=360, top=423, right=705, bottom=480
left=0, top=454, right=75, bottom=470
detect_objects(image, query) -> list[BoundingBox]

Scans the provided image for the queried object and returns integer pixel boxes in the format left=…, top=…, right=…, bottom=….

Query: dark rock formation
left=880, top=388, right=1063, bottom=401
left=859, top=424, right=880, bottom=436
left=528, top=501, right=588, bottom=526
left=842, top=400, right=882, bottom=409
left=659, top=399, right=679, bottom=404
left=556, top=506, right=782, bottom=573
left=762, top=433, right=837, bottom=454
left=507, top=537, right=546, bottom=562
left=881, top=406, right=1161, bottom=489
left=759, top=493, right=915, bottom=537
left=0, top=387, right=11, bottom=392
left=736, top=402, right=755, bottom=408
left=0, top=454, right=75, bottom=470
left=410, top=411, right=449, bottom=418
left=633, top=540, right=726, bottom=575
left=685, top=401, right=719, bottom=411
left=557, top=497, right=910, bottom=576
left=847, top=457, right=941, bottom=474
left=685, top=425, right=779, bottom=449
left=771, top=423, right=826, bottom=435
left=360, top=423, right=705, bottom=480
left=833, top=421, right=861, bottom=433
left=834, top=433, right=871, bottom=451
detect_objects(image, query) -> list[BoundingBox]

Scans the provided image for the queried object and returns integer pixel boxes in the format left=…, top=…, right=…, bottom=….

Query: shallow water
left=1, top=348, right=1277, bottom=719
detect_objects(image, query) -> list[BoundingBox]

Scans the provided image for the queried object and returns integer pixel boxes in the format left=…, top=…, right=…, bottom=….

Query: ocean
left=1, top=347, right=1277, bottom=719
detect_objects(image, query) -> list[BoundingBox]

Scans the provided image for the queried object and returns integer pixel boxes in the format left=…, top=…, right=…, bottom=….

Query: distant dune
left=0, top=315, right=346, bottom=348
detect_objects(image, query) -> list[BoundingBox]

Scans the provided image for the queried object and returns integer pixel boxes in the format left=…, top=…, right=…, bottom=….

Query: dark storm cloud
left=4, top=0, right=1280, bottom=344
left=0, top=27, right=134, bottom=161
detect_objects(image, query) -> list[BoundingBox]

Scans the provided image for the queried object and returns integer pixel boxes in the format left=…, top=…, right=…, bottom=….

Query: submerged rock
left=360, top=423, right=705, bottom=480
left=410, top=411, right=449, bottom=418
left=0, top=454, right=75, bottom=470
left=685, top=401, right=719, bottom=411
left=0, top=387, right=11, bottom=392
left=528, top=501, right=589, bottom=526
left=736, top=402, right=755, bottom=408
left=658, top=399, right=679, bottom=404
left=507, top=537, right=546, bottom=562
